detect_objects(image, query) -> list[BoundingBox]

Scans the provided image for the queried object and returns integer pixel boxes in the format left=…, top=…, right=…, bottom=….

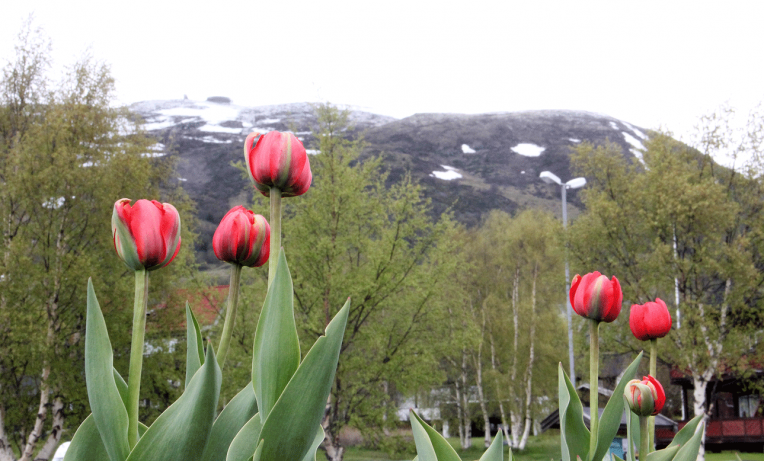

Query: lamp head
left=539, top=171, right=562, bottom=186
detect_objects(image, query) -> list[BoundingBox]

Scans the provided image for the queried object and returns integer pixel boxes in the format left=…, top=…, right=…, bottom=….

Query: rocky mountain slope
left=130, top=98, right=648, bottom=266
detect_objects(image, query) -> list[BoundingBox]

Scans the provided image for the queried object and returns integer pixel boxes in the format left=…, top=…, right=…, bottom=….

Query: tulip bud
left=244, top=131, right=312, bottom=197
left=112, top=198, right=181, bottom=271
left=624, top=375, right=666, bottom=416
left=630, top=298, right=672, bottom=341
left=569, top=271, right=622, bottom=323
left=212, top=206, right=270, bottom=267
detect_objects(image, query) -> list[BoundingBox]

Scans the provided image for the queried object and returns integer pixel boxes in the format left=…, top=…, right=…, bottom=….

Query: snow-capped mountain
left=130, top=97, right=647, bottom=266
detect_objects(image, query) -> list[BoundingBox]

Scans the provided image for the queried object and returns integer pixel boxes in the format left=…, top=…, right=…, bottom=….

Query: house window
left=739, top=395, right=760, bottom=418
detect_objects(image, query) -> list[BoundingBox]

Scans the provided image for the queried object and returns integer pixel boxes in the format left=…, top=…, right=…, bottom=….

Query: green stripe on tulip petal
left=114, top=219, right=142, bottom=271
left=226, top=413, right=262, bottom=461
left=126, top=345, right=221, bottom=461
left=201, top=384, right=258, bottom=461
left=85, top=279, right=130, bottom=461
left=257, top=299, right=349, bottom=461
left=252, top=249, right=300, bottom=421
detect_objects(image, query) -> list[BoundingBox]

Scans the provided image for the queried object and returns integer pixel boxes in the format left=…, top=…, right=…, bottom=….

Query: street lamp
left=540, top=171, right=586, bottom=385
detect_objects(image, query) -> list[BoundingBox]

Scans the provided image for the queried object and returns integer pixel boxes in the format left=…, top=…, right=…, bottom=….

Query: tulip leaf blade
left=201, top=383, right=258, bottom=461
left=666, top=414, right=703, bottom=450
left=63, top=415, right=111, bottom=461
left=85, top=279, right=130, bottom=461
left=125, top=344, right=221, bottom=461
left=592, top=352, right=643, bottom=461
left=478, top=431, right=504, bottom=461
left=299, top=426, right=325, bottom=461
left=256, top=299, right=349, bottom=461
left=409, top=410, right=437, bottom=461
left=559, top=363, right=590, bottom=461
left=226, top=413, right=262, bottom=461
left=645, top=444, right=680, bottom=461
left=409, top=409, right=461, bottom=461
left=252, top=249, right=300, bottom=421
left=186, top=302, right=205, bottom=389
left=671, top=421, right=704, bottom=461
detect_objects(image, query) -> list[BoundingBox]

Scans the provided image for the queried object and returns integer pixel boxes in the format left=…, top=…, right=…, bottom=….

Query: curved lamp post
left=540, top=171, right=586, bottom=385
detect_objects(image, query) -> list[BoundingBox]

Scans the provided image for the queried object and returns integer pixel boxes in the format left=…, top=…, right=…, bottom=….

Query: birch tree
left=569, top=117, right=764, bottom=460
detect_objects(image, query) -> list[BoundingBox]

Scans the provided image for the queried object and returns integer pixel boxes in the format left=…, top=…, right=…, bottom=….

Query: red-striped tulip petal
left=112, top=199, right=181, bottom=271
left=212, top=206, right=270, bottom=267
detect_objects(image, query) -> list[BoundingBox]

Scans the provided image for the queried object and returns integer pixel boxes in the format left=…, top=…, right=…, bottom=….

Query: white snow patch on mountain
left=609, top=121, right=620, bottom=130
left=143, top=118, right=177, bottom=131
left=622, top=132, right=645, bottom=151
left=157, top=102, right=240, bottom=125
left=511, top=143, right=545, bottom=157
left=199, top=124, right=242, bottom=134
left=430, top=165, right=462, bottom=180
left=623, top=122, right=647, bottom=140
left=306, top=149, right=320, bottom=155
left=521, top=171, right=526, bottom=174
left=569, top=138, right=581, bottom=143
left=462, top=144, right=476, bottom=154
left=258, top=118, right=281, bottom=124
left=141, top=152, right=165, bottom=158
left=185, top=136, right=232, bottom=144
left=178, top=178, right=187, bottom=182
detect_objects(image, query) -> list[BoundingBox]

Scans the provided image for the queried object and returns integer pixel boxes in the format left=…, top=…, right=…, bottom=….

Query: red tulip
left=630, top=298, right=672, bottom=341
left=624, top=375, right=665, bottom=416
left=244, top=131, right=312, bottom=197
left=569, top=271, right=622, bottom=323
left=212, top=206, right=270, bottom=267
left=112, top=199, right=181, bottom=271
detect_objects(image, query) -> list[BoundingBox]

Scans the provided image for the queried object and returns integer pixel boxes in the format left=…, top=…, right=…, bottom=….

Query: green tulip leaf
left=226, top=413, right=262, bottom=461
left=591, top=352, right=643, bottom=461
left=667, top=414, right=703, bottom=450
left=85, top=279, right=130, bottom=461
left=478, top=431, right=504, bottom=461
left=252, top=249, right=300, bottom=421
left=409, top=410, right=437, bottom=461
left=645, top=444, right=680, bottom=461
left=299, top=426, right=325, bottom=461
left=186, top=302, right=205, bottom=389
left=558, top=363, right=590, bottom=461
left=126, top=344, right=221, bottom=461
left=63, top=415, right=110, bottom=461
left=252, top=440, right=264, bottom=461
left=201, top=383, right=259, bottom=461
left=257, top=299, right=349, bottom=461
left=409, top=409, right=461, bottom=461
left=671, top=422, right=704, bottom=461
left=613, top=455, right=625, bottom=461
left=626, top=406, right=639, bottom=461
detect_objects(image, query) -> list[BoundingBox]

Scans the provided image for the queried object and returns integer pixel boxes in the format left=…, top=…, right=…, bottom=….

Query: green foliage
left=0, top=21, right=196, bottom=457
left=264, top=103, right=459, bottom=453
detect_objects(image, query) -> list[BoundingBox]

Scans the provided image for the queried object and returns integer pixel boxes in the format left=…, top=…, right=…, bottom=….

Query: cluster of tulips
left=65, top=126, right=704, bottom=461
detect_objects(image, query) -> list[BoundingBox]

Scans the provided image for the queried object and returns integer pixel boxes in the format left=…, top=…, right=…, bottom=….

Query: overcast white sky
left=2, top=0, right=763, bottom=140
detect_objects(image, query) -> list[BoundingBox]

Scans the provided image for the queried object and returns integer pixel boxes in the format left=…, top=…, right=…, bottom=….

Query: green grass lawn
left=343, top=430, right=764, bottom=461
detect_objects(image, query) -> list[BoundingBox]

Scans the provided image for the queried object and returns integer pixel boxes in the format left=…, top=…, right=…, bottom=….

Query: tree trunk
left=489, top=333, right=510, bottom=443
left=458, top=350, right=471, bottom=449
left=19, top=365, right=51, bottom=461
left=509, top=267, right=521, bottom=449
left=0, top=400, right=15, bottom=461
left=692, top=374, right=710, bottom=461
left=33, top=398, right=64, bottom=461
left=518, top=262, right=539, bottom=451
left=321, top=393, right=345, bottom=461
left=474, top=301, right=491, bottom=448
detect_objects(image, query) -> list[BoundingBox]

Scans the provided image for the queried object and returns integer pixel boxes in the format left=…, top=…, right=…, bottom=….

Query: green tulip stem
left=648, top=338, right=658, bottom=452
left=268, top=187, right=282, bottom=287
left=639, top=415, right=649, bottom=460
left=589, top=319, right=600, bottom=456
left=216, top=263, right=242, bottom=369
left=127, top=268, right=149, bottom=449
